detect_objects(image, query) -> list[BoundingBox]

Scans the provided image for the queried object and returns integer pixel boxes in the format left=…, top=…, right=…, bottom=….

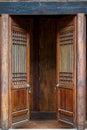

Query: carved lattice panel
left=59, top=29, right=74, bottom=85
left=12, top=29, right=27, bottom=87
left=59, top=72, right=73, bottom=85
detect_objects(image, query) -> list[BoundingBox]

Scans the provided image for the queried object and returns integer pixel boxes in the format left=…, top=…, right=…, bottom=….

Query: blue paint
left=0, top=2, right=87, bottom=14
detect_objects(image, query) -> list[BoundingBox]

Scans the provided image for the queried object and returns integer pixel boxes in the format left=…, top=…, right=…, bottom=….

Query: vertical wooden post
left=77, top=13, right=86, bottom=130
left=1, top=14, right=9, bottom=130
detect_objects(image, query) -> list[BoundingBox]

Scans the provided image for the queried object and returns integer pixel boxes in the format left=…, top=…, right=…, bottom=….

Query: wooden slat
left=59, top=86, right=73, bottom=89
left=1, top=14, right=9, bottom=130
left=58, top=109, right=73, bottom=116
left=77, top=13, right=86, bottom=130
left=12, top=109, right=28, bottom=115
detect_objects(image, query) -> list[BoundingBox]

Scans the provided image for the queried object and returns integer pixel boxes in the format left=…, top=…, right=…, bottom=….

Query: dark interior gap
left=27, top=15, right=68, bottom=120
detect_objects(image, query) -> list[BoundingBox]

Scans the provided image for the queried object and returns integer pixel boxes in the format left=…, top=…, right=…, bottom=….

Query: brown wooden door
left=9, top=17, right=30, bottom=126
left=56, top=16, right=76, bottom=126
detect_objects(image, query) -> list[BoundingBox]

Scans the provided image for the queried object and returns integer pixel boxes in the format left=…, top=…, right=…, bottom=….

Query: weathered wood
left=0, top=2, right=87, bottom=14
left=1, top=14, right=9, bottom=130
left=56, top=16, right=76, bottom=126
left=10, top=17, right=30, bottom=125
left=30, top=17, right=56, bottom=114
left=77, top=13, right=86, bottom=130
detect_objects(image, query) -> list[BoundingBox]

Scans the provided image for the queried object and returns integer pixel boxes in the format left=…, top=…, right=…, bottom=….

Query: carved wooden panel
left=12, top=29, right=27, bottom=88
left=12, top=89, right=28, bottom=123
left=59, top=28, right=74, bottom=86
left=10, top=17, right=30, bottom=125
left=12, top=89, right=27, bottom=112
left=57, top=16, right=76, bottom=125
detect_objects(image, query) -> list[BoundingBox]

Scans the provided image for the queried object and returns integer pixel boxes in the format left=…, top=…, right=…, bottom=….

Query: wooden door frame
left=0, top=12, right=86, bottom=130
left=1, top=14, right=9, bottom=130
left=77, top=14, right=86, bottom=130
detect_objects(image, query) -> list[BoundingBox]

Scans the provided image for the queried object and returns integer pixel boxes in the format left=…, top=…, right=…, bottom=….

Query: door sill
left=30, top=111, right=56, bottom=120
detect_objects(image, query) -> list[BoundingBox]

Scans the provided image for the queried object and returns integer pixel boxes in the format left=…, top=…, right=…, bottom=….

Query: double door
left=9, top=16, right=76, bottom=127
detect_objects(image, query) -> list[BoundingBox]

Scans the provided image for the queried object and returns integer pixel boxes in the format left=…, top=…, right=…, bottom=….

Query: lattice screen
left=12, top=30, right=27, bottom=86
left=59, top=29, right=74, bottom=85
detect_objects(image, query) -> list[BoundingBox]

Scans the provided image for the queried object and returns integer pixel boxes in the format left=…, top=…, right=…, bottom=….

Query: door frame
left=0, top=3, right=86, bottom=129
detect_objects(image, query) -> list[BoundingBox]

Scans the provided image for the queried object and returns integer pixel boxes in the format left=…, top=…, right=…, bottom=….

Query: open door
left=56, top=16, right=76, bottom=126
left=9, top=16, right=31, bottom=126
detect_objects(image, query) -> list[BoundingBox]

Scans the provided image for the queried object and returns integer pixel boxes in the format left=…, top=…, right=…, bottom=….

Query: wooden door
left=56, top=16, right=76, bottom=126
left=9, top=17, right=30, bottom=126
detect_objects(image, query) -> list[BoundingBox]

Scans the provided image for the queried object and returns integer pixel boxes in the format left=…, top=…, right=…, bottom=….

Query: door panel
left=12, top=89, right=28, bottom=123
left=12, top=89, right=28, bottom=112
left=60, top=89, right=73, bottom=111
left=9, top=17, right=30, bottom=125
left=56, top=16, right=76, bottom=125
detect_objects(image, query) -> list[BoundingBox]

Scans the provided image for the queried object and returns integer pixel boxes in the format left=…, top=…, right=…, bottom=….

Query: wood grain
left=9, top=16, right=30, bottom=126
left=1, top=14, right=9, bottom=130
left=39, top=18, right=56, bottom=111
left=77, top=13, right=86, bottom=130
left=56, top=16, right=76, bottom=126
left=30, top=17, right=56, bottom=112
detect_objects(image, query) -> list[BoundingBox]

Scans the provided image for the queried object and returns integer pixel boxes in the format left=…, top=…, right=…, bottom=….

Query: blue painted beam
left=0, top=2, right=87, bottom=14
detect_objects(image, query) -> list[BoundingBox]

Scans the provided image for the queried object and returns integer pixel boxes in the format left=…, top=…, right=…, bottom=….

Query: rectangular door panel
left=59, top=88, right=73, bottom=123
left=12, top=89, right=28, bottom=123
left=12, top=89, right=28, bottom=112
left=56, top=16, right=76, bottom=126
left=9, top=17, right=30, bottom=126
left=59, top=89, right=73, bottom=112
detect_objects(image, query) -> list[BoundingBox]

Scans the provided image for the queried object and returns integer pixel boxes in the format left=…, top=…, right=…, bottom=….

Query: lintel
left=0, top=2, right=87, bottom=15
